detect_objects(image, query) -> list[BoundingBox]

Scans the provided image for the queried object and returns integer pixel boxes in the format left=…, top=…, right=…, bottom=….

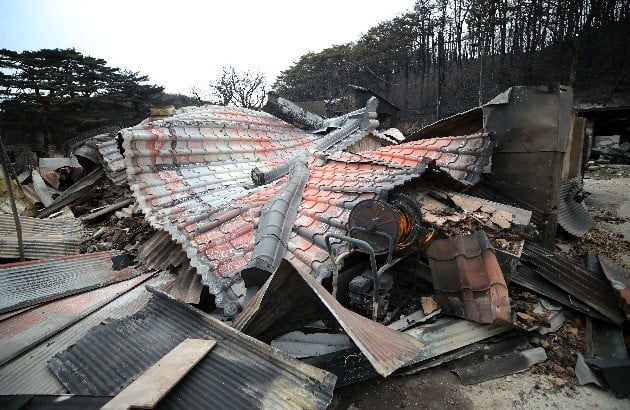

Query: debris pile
left=1, top=85, right=629, bottom=408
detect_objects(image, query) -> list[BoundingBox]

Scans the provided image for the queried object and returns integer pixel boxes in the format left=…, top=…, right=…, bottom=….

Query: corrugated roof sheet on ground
left=0, top=251, right=139, bottom=314
left=508, top=264, right=609, bottom=321
left=558, top=178, right=596, bottom=236
left=0, top=271, right=153, bottom=366
left=0, top=214, right=83, bottom=259
left=452, top=347, right=547, bottom=385
left=49, top=289, right=336, bottom=409
left=426, top=231, right=511, bottom=324
left=0, top=273, right=173, bottom=395
left=305, top=317, right=510, bottom=388
left=521, top=242, right=624, bottom=324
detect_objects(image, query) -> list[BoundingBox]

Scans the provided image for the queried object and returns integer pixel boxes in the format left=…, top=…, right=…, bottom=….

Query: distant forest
left=274, top=0, right=630, bottom=126
left=0, top=48, right=200, bottom=152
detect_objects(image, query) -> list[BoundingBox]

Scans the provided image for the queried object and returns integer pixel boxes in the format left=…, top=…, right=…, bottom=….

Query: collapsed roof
left=122, top=99, right=495, bottom=310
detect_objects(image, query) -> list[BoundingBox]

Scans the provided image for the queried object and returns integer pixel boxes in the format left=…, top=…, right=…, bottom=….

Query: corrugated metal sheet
left=598, top=255, right=630, bottom=307
left=508, top=264, right=609, bottom=321
left=0, top=251, right=139, bottom=314
left=558, top=178, right=595, bottom=236
left=0, top=273, right=173, bottom=395
left=0, top=394, right=110, bottom=409
left=0, top=214, right=83, bottom=259
left=452, top=347, right=547, bottom=385
left=305, top=317, right=510, bottom=388
left=0, top=272, right=153, bottom=366
left=136, top=231, right=202, bottom=304
left=407, top=107, right=483, bottom=141
left=521, top=242, right=624, bottom=324
left=49, top=289, right=336, bottom=409
left=136, top=231, right=187, bottom=271
left=122, top=103, right=494, bottom=308
left=73, top=132, right=113, bottom=163
left=97, top=138, right=127, bottom=185
left=426, top=231, right=511, bottom=324
left=235, top=260, right=427, bottom=377
left=586, top=317, right=628, bottom=360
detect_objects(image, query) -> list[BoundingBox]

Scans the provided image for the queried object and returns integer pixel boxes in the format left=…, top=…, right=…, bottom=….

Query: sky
left=0, top=0, right=415, bottom=95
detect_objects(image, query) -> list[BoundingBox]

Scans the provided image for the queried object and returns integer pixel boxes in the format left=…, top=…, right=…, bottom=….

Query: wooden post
left=0, top=136, right=24, bottom=261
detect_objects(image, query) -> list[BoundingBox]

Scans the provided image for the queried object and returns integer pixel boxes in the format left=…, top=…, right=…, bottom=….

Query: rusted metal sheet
left=235, top=260, right=426, bottom=377
left=137, top=231, right=187, bottom=271
left=407, top=107, right=483, bottom=141
left=38, top=157, right=83, bottom=189
left=598, top=255, right=630, bottom=308
left=36, top=168, right=105, bottom=218
left=483, top=85, right=574, bottom=248
left=520, top=242, right=624, bottom=324
left=97, top=138, right=127, bottom=185
left=49, top=289, right=336, bottom=409
left=0, top=273, right=173, bottom=395
left=426, top=231, right=511, bottom=324
left=0, top=251, right=139, bottom=314
left=558, top=178, right=595, bottom=236
left=0, top=271, right=153, bottom=366
left=0, top=214, right=83, bottom=259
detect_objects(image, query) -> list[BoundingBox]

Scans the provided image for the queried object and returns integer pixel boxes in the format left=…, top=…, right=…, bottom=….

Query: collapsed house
left=1, top=84, right=629, bottom=408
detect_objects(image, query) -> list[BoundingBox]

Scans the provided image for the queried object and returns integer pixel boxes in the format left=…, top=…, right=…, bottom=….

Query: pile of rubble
left=0, top=85, right=629, bottom=409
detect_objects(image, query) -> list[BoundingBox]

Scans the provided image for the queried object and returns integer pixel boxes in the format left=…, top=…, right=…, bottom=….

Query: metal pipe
left=347, top=227, right=394, bottom=265
left=0, top=136, right=24, bottom=261
left=325, top=233, right=380, bottom=319
left=330, top=250, right=353, bottom=298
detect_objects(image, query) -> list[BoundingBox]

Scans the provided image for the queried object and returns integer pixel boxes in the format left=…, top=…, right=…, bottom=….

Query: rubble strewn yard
left=1, top=85, right=629, bottom=409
